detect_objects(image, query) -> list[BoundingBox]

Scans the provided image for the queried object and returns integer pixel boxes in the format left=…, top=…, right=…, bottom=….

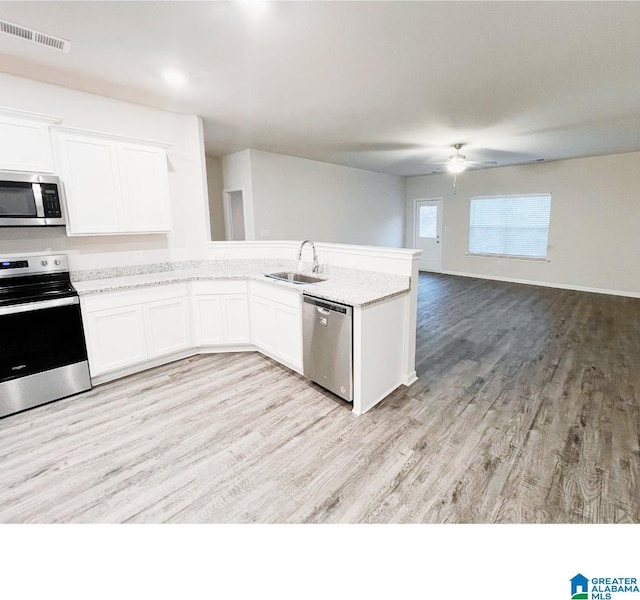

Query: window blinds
left=469, top=194, right=551, bottom=259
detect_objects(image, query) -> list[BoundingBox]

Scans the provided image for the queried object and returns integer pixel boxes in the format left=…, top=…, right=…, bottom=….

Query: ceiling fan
left=444, top=143, right=497, bottom=173
left=423, top=143, right=498, bottom=174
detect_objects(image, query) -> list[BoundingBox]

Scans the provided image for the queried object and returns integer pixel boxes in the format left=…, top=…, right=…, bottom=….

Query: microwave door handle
left=33, top=183, right=45, bottom=218
left=0, top=296, right=79, bottom=316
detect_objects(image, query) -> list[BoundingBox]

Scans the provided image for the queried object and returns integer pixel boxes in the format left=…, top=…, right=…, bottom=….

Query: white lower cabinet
left=249, top=295, right=276, bottom=353
left=223, top=295, right=251, bottom=343
left=249, top=282, right=303, bottom=372
left=144, top=296, right=191, bottom=358
left=193, top=295, right=225, bottom=345
left=82, top=284, right=190, bottom=377
left=81, top=279, right=302, bottom=379
left=191, top=281, right=250, bottom=346
left=274, top=303, right=303, bottom=367
left=85, top=304, right=147, bottom=374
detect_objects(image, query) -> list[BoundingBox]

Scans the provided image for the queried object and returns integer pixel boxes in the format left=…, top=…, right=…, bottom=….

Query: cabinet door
left=275, top=304, right=303, bottom=370
left=193, top=296, right=225, bottom=345
left=118, top=143, right=171, bottom=232
left=57, top=132, right=123, bottom=234
left=223, top=295, right=250, bottom=344
left=0, top=116, right=54, bottom=173
left=85, top=305, right=146, bottom=375
left=144, top=296, right=191, bottom=358
left=250, top=296, right=276, bottom=353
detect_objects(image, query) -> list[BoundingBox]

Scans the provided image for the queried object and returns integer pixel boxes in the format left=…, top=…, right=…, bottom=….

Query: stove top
left=0, top=254, right=76, bottom=307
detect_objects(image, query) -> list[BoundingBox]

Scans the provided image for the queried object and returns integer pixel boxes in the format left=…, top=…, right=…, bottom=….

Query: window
left=418, top=205, right=438, bottom=238
left=469, top=194, right=551, bottom=259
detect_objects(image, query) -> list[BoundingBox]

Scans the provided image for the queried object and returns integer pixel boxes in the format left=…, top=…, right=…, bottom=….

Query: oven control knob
left=41, top=260, right=48, bottom=267
left=54, top=259, right=61, bottom=266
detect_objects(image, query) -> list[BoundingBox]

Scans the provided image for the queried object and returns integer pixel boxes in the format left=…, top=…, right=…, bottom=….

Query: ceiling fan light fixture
left=447, top=156, right=467, bottom=174
left=446, top=143, right=468, bottom=173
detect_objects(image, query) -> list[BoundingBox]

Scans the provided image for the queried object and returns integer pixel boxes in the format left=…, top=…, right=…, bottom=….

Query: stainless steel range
left=0, top=254, right=91, bottom=418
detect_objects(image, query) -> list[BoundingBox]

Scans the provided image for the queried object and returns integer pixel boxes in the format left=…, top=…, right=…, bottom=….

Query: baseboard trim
left=402, top=371, right=418, bottom=386
left=91, top=349, right=198, bottom=385
left=253, top=346, right=303, bottom=376
left=353, top=380, right=403, bottom=416
left=195, top=344, right=255, bottom=354
left=441, top=270, right=640, bottom=299
left=92, top=345, right=257, bottom=385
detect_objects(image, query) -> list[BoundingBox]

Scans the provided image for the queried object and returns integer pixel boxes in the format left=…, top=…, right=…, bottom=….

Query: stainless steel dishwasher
left=302, top=294, right=353, bottom=402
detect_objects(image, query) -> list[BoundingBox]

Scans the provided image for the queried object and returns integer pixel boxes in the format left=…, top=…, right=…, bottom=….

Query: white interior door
left=415, top=199, right=443, bottom=272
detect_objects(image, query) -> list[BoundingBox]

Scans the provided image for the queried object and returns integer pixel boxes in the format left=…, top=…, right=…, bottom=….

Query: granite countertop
left=71, top=259, right=410, bottom=308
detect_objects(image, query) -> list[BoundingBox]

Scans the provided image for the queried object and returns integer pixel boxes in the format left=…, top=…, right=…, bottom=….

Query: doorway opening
left=224, top=190, right=246, bottom=241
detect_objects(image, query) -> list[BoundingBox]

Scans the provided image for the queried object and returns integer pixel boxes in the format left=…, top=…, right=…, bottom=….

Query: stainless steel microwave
left=0, top=170, right=65, bottom=227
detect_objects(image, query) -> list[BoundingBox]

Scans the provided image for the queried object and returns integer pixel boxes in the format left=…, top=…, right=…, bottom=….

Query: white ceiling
left=1, top=1, right=640, bottom=176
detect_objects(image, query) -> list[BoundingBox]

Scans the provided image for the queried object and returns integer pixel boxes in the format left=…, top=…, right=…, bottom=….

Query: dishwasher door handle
left=317, top=306, right=331, bottom=315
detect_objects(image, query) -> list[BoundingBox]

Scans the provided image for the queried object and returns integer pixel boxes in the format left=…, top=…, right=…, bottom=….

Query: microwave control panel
left=40, top=184, right=63, bottom=218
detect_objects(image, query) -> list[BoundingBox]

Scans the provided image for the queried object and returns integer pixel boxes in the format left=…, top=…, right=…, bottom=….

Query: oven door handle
left=0, top=296, right=79, bottom=316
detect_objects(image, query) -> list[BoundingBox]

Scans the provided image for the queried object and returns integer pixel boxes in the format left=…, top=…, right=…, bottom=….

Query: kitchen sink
left=265, top=271, right=327, bottom=285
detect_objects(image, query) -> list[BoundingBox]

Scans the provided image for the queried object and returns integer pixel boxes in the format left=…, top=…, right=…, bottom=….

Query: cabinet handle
left=0, top=296, right=79, bottom=316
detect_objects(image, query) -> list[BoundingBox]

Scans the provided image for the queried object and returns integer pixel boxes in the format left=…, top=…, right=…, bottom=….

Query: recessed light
left=162, top=69, right=187, bottom=88
left=238, top=0, right=269, bottom=17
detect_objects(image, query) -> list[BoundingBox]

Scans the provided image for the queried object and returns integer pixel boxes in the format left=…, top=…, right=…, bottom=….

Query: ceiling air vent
left=0, top=19, right=71, bottom=53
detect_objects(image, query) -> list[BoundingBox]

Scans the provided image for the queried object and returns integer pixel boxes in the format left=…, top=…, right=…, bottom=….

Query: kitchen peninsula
left=72, top=241, right=421, bottom=415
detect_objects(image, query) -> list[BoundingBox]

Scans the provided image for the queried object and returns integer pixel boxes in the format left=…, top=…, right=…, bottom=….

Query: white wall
left=222, top=149, right=406, bottom=247
left=0, top=72, right=210, bottom=270
left=205, top=154, right=225, bottom=241
left=406, top=151, right=640, bottom=296
left=251, top=149, right=406, bottom=246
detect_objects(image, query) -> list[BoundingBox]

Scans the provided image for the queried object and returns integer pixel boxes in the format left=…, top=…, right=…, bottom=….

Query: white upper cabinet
left=58, top=132, right=123, bottom=233
left=0, top=107, right=61, bottom=173
left=118, top=142, right=172, bottom=232
left=52, top=127, right=172, bottom=236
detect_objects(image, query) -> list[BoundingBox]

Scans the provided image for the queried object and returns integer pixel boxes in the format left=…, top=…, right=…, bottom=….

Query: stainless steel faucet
left=297, top=240, right=320, bottom=273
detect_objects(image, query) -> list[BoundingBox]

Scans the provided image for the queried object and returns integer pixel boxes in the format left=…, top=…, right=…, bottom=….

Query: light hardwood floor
left=1, top=273, right=639, bottom=523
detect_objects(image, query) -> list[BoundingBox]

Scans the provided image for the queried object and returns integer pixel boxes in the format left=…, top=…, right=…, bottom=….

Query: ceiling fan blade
left=466, top=160, right=498, bottom=166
